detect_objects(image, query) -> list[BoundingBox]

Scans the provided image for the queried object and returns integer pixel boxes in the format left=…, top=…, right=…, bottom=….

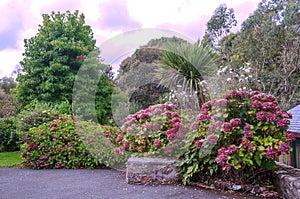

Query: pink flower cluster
left=216, top=145, right=239, bottom=169
left=195, top=140, right=203, bottom=149
left=142, top=122, right=160, bottom=131
left=153, top=139, right=162, bottom=148
left=243, top=123, right=252, bottom=138
left=279, top=142, right=290, bottom=153
left=266, top=148, right=277, bottom=159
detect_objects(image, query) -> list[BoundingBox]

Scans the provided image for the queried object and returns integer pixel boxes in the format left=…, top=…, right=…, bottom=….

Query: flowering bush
left=21, top=117, right=100, bottom=169
left=76, top=121, right=130, bottom=169
left=178, top=90, right=293, bottom=185
left=115, top=102, right=189, bottom=157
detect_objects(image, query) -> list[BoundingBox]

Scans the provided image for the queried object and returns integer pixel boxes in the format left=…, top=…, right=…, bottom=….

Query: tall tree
left=217, top=0, right=300, bottom=110
left=16, top=10, right=96, bottom=106
left=203, top=4, right=237, bottom=50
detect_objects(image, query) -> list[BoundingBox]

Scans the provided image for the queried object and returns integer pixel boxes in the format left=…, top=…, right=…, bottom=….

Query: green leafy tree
left=0, top=77, right=17, bottom=94
left=203, top=4, right=237, bottom=50
left=16, top=10, right=96, bottom=107
left=217, top=0, right=300, bottom=110
left=73, top=49, right=115, bottom=124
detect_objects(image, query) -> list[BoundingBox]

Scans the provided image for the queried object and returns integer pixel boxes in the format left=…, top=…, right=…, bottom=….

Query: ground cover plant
left=0, top=152, right=23, bottom=167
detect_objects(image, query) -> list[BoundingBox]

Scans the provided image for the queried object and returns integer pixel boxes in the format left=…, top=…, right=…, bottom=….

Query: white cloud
left=0, top=49, right=23, bottom=77
left=0, top=0, right=262, bottom=78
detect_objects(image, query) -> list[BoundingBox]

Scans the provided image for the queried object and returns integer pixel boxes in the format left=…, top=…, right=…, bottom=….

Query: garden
left=1, top=1, right=299, bottom=198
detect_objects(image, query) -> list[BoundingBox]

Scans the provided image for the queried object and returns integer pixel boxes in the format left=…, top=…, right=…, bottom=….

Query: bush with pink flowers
left=114, top=102, right=189, bottom=157
left=20, top=117, right=100, bottom=169
left=178, top=90, right=294, bottom=185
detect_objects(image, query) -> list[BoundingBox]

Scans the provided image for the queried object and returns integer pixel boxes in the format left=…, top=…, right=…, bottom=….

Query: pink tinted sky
left=0, top=0, right=261, bottom=78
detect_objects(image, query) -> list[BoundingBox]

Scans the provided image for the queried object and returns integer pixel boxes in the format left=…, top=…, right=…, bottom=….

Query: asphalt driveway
left=0, top=168, right=246, bottom=199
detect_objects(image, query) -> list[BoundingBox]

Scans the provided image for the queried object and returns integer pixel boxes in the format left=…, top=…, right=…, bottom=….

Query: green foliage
left=0, top=117, right=20, bottom=152
left=0, top=152, right=23, bottom=167
left=216, top=0, right=300, bottom=110
left=203, top=4, right=237, bottom=49
left=17, top=101, right=62, bottom=138
left=16, top=10, right=96, bottom=107
left=0, top=89, right=20, bottom=118
left=0, top=77, right=17, bottom=94
left=76, top=121, right=129, bottom=168
left=21, top=117, right=100, bottom=169
left=72, top=49, right=115, bottom=124
left=157, top=41, right=217, bottom=109
left=178, top=90, right=293, bottom=185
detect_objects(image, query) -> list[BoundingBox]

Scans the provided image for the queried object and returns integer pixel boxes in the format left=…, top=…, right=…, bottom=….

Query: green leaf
left=254, top=151, right=261, bottom=166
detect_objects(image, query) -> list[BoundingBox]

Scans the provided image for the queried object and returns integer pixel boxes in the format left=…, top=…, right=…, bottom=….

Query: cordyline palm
left=157, top=41, right=217, bottom=109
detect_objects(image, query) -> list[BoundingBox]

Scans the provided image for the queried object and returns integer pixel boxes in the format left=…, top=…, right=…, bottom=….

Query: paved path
left=0, top=168, right=245, bottom=199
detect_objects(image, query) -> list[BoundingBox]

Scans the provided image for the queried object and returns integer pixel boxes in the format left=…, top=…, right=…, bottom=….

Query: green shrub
left=21, top=117, right=100, bottom=169
left=178, top=90, right=293, bottom=185
left=17, top=101, right=62, bottom=138
left=0, top=117, right=20, bottom=152
left=76, top=121, right=129, bottom=168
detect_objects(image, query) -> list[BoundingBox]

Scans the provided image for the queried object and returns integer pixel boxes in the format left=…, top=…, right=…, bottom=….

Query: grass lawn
left=0, top=152, right=23, bottom=167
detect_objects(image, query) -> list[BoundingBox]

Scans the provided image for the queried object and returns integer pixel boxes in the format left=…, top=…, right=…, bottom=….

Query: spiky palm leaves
left=157, top=41, right=217, bottom=109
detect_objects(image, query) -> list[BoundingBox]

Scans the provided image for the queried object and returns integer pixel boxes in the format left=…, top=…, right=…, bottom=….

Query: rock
left=274, top=162, right=300, bottom=199
left=126, top=157, right=182, bottom=184
left=232, top=185, right=242, bottom=191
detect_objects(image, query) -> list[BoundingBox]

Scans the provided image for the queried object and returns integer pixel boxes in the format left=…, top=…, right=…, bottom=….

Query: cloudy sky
left=0, top=0, right=261, bottom=78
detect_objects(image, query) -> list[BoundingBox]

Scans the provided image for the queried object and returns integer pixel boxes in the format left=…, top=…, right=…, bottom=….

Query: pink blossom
left=164, top=111, right=172, bottom=117
left=153, top=139, right=162, bottom=148
left=256, top=111, right=266, bottom=120
left=266, top=113, right=277, bottom=123
left=227, top=145, right=238, bottom=154
left=251, top=100, right=263, bottom=108
left=195, top=140, right=203, bottom=149
left=216, top=153, right=227, bottom=164
left=167, top=133, right=176, bottom=141
left=202, top=101, right=212, bottom=110
left=281, top=112, right=292, bottom=119
left=174, top=122, right=181, bottom=130
left=222, top=122, right=232, bottom=133
left=287, top=132, right=296, bottom=142
left=244, top=131, right=252, bottom=139
left=221, top=93, right=231, bottom=99
left=241, top=138, right=249, bottom=147
left=247, top=144, right=254, bottom=151
left=207, top=134, right=218, bottom=144
left=152, top=108, right=163, bottom=115
left=277, top=118, right=289, bottom=128
left=243, top=123, right=252, bottom=138
left=172, top=117, right=180, bottom=123
left=197, top=113, right=211, bottom=121
left=172, top=112, right=180, bottom=117
left=190, top=122, right=199, bottom=130
left=230, top=118, right=242, bottom=127
left=152, top=123, right=160, bottom=131
left=28, top=143, right=37, bottom=149
left=123, top=140, right=129, bottom=150
left=266, top=148, right=277, bottom=159
left=224, top=163, right=231, bottom=170
left=214, top=99, right=228, bottom=107
left=279, top=142, right=290, bottom=153
left=116, top=135, right=123, bottom=143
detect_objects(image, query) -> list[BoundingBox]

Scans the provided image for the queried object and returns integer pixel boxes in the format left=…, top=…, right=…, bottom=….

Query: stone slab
left=126, top=157, right=182, bottom=184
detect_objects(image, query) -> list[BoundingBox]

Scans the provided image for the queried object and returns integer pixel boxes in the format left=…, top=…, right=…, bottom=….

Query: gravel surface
left=0, top=168, right=243, bottom=199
